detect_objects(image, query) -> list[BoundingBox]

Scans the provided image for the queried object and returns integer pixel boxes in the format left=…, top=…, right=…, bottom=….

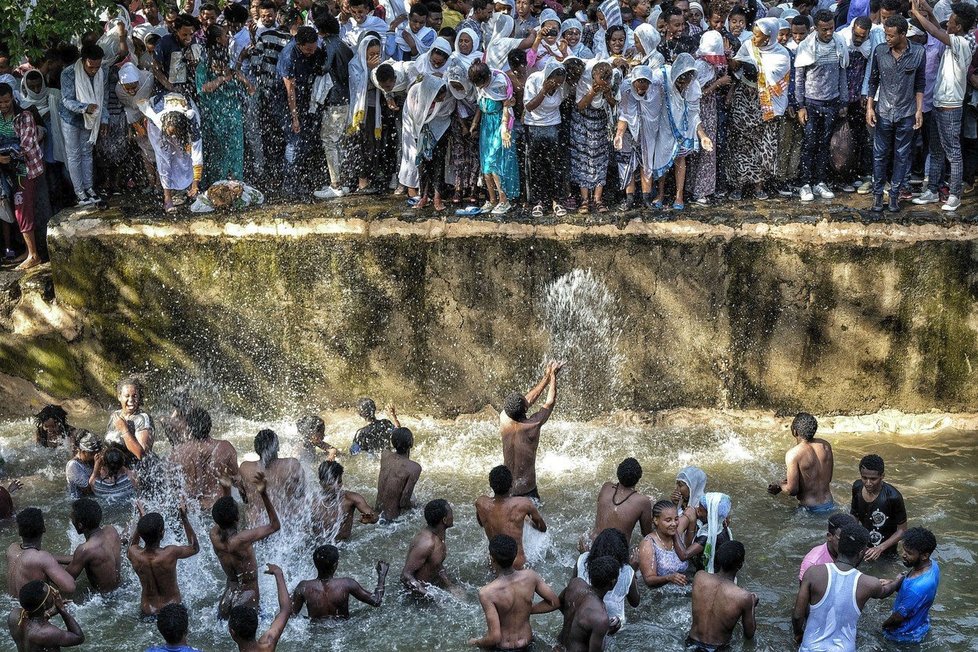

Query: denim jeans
left=927, top=107, right=964, bottom=196
left=319, top=103, right=349, bottom=188
left=798, top=99, right=838, bottom=186
left=60, top=121, right=94, bottom=198
left=282, top=121, right=318, bottom=198
left=872, top=115, right=915, bottom=197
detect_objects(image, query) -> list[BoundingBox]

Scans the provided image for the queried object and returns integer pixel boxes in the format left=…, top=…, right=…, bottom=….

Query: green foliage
left=0, top=0, right=114, bottom=61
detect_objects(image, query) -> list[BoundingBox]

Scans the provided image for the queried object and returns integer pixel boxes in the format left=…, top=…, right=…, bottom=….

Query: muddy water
left=0, top=415, right=975, bottom=651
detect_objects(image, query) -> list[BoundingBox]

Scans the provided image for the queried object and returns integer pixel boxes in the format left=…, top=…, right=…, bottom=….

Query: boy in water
left=61, top=498, right=122, bottom=593
left=128, top=499, right=200, bottom=617
left=768, top=412, right=835, bottom=513
left=6, top=508, right=76, bottom=597
left=228, top=564, right=291, bottom=651
left=850, top=454, right=907, bottom=561
left=316, top=461, right=379, bottom=541
left=584, top=457, right=653, bottom=550
left=475, top=465, right=547, bottom=570
left=401, top=499, right=455, bottom=597
left=210, top=471, right=281, bottom=619
left=500, top=361, right=563, bottom=500
left=375, top=427, right=422, bottom=522
left=291, top=545, right=388, bottom=618
left=883, top=527, right=940, bottom=643
left=7, top=580, right=85, bottom=651
left=145, top=603, right=202, bottom=652
left=554, top=556, right=616, bottom=651
left=687, top=541, right=757, bottom=650
left=351, top=398, right=399, bottom=455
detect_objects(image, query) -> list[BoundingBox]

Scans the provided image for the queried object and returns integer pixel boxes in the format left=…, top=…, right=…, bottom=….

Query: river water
left=0, top=414, right=975, bottom=651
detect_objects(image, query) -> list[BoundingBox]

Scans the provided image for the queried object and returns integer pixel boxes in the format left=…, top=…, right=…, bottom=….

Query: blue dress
left=478, top=97, right=519, bottom=200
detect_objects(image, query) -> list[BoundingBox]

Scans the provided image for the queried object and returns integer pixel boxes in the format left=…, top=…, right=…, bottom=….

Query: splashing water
left=539, top=269, right=625, bottom=418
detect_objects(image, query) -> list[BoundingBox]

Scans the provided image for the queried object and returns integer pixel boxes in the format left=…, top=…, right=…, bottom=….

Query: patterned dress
left=726, top=80, right=779, bottom=188
left=570, top=104, right=610, bottom=189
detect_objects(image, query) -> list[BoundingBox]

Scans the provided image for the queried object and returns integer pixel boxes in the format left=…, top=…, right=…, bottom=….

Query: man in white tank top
left=793, top=522, right=906, bottom=651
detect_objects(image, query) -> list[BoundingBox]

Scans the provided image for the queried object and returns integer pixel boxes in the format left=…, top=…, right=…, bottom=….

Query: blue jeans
left=60, top=121, right=94, bottom=198
left=799, top=99, right=839, bottom=186
left=873, top=115, right=915, bottom=197
left=927, top=107, right=964, bottom=196
left=282, top=121, right=318, bottom=198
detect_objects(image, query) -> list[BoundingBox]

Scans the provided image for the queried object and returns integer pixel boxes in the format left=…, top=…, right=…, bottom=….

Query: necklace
left=611, top=483, right=636, bottom=511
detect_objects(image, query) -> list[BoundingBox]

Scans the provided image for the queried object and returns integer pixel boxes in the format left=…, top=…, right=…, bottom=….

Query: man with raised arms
left=768, top=412, right=835, bottom=513
left=583, top=457, right=653, bottom=550
left=401, top=499, right=454, bottom=597
left=61, top=498, right=122, bottom=593
left=469, top=534, right=560, bottom=649
left=687, top=540, right=757, bottom=651
left=500, top=361, right=563, bottom=500
left=6, top=508, right=76, bottom=598
left=316, top=461, right=379, bottom=541
left=7, top=580, right=84, bottom=652
left=128, top=498, right=200, bottom=617
left=169, top=407, right=239, bottom=511
left=554, top=555, right=616, bottom=652
left=475, top=465, right=547, bottom=570
left=291, top=545, right=388, bottom=618
left=239, top=429, right=305, bottom=524
left=228, top=564, right=292, bottom=651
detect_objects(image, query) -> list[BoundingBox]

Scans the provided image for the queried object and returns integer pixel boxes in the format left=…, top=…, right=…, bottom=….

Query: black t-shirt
left=851, top=480, right=907, bottom=548
left=351, top=419, right=394, bottom=454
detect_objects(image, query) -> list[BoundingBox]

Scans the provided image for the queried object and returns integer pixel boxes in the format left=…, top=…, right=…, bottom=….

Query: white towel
left=72, top=59, right=105, bottom=145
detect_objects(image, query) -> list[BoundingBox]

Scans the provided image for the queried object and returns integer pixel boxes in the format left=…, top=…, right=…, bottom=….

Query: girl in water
left=638, top=499, right=689, bottom=589
left=106, top=376, right=155, bottom=463
left=575, top=527, right=639, bottom=633
left=673, top=466, right=707, bottom=545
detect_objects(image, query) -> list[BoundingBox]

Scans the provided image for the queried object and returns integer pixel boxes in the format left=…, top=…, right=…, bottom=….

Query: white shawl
left=20, top=71, right=65, bottom=162
left=452, top=27, right=484, bottom=68
left=72, top=59, right=105, bottom=144
left=695, top=492, right=732, bottom=574
left=794, top=30, right=849, bottom=69
left=652, top=52, right=701, bottom=178
left=413, top=37, right=452, bottom=77
left=398, top=76, right=453, bottom=187
left=618, top=64, right=663, bottom=175
left=733, top=18, right=791, bottom=118
left=349, top=33, right=383, bottom=137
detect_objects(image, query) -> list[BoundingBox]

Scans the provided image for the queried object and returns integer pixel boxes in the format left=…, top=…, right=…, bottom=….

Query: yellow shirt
left=442, top=6, right=463, bottom=28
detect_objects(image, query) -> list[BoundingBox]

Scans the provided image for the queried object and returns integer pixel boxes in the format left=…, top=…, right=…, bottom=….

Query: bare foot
left=433, top=199, right=446, bottom=211
left=415, top=196, right=429, bottom=210
left=15, top=256, right=41, bottom=271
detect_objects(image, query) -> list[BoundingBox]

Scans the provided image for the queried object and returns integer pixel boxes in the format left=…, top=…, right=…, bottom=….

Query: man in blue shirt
left=883, top=527, right=940, bottom=643
left=145, top=603, right=203, bottom=652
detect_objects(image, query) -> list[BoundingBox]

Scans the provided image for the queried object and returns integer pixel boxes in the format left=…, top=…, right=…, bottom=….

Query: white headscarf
left=575, top=59, right=618, bottom=109
left=598, top=0, right=623, bottom=29
left=676, top=466, right=708, bottom=510
left=619, top=64, right=662, bottom=142
left=733, top=17, right=791, bottom=118
left=477, top=68, right=513, bottom=102
left=348, top=33, right=383, bottom=137
left=399, top=76, right=454, bottom=187
left=371, top=59, right=414, bottom=94
left=838, top=18, right=873, bottom=59
left=695, top=492, right=732, bottom=574
left=452, top=27, right=484, bottom=67
left=794, top=29, right=849, bottom=68
left=19, top=70, right=50, bottom=117
left=689, top=2, right=709, bottom=30
left=414, top=37, right=453, bottom=77
left=652, top=52, right=701, bottom=177
left=561, top=19, right=594, bottom=58
left=485, top=14, right=518, bottom=70
left=633, top=23, right=663, bottom=65
left=446, top=60, right=478, bottom=114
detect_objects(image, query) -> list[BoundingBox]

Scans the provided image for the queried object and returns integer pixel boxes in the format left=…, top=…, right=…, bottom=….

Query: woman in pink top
left=798, top=513, right=858, bottom=582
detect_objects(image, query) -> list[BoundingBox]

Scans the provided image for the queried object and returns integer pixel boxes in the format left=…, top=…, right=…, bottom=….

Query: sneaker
left=799, top=184, right=815, bottom=202
left=479, top=201, right=494, bottom=214
left=76, top=194, right=96, bottom=207
left=755, top=188, right=769, bottom=200
left=942, top=195, right=961, bottom=211
left=728, top=190, right=742, bottom=201
left=899, top=189, right=913, bottom=202
left=842, top=181, right=856, bottom=193
left=778, top=186, right=795, bottom=197
left=491, top=201, right=511, bottom=215
left=695, top=196, right=709, bottom=205
left=813, top=183, right=835, bottom=199
left=313, top=186, right=343, bottom=199
left=871, top=195, right=885, bottom=213
left=912, top=189, right=940, bottom=205
left=857, top=180, right=873, bottom=194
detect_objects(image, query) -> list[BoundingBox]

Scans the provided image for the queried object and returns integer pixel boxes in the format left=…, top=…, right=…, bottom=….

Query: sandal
left=577, top=200, right=590, bottom=214
left=531, top=203, right=544, bottom=218
left=672, top=202, right=684, bottom=211
left=553, top=202, right=567, bottom=217
left=596, top=202, right=609, bottom=214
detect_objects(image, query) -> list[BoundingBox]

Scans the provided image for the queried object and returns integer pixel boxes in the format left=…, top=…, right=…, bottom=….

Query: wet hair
left=199, top=2, right=218, bottom=14
left=859, top=454, right=885, bottom=475
left=424, top=498, right=450, bottom=526
left=792, top=413, right=817, bottom=441
left=616, top=458, right=642, bottom=487
left=884, top=14, right=908, bottom=33
left=314, top=544, right=340, bottom=574
left=489, top=534, right=518, bottom=568
left=663, top=6, right=683, bottom=20
left=410, top=2, right=430, bottom=16
left=652, top=499, right=677, bottom=520
left=503, top=392, right=528, bottom=420
left=228, top=605, right=258, bottom=640
left=254, top=429, right=279, bottom=465
left=117, top=375, right=143, bottom=397
left=813, top=8, right=833, bottom=24
left=853, top=15, right=872, bottom=30
left=161, top=111, right=190, bottom=146
left=212, top=496, right=240, bottom=529
left=19, top=580, right=49, bottom=612
left=391, top=427, right=414, bottom=454
left=793, top=0, right=814, bottom=7
left=296, top=25, right=318, bottom=45
left=319, top=460, right=343, bottom=486
left=137, top=512, right=165, bottom=544
left=157, top=603, right=189, bottom=645
left=827, top=513, right=857, bottom=534
left=187, top=407, right=212, bottom=440
left=104, top=448, right=126, bottom=473
left=168, top=387, right=193, bottom=414
left=375, top=64, right=396, bottom=84
left=72, top=498, right=103, bottom=530
left=902, top=527, right=937, bottom=556
left=468, top=60, right=491, bottom=86
left=80, top=43, right=104, bottom=61
left=34, top=404, right=69, bottom=439
left=297, top=414, right=325, bottom=439
left=472, top=0, right=490, bottom=10
left=315, top=13, right=340, bottom=35
left=205, top=24, right=227, bottom=49
left=507, top=48, right=527, bottom=69
left=838, top=522, right=871, bottom=557
left=489, top=465, right=513, bottom=495
left=791, top=14, right=811, bottom=27
left=589, top=528, right=628, bottom=568
left=279, top=7, right=302, bottom=25
left=17, top=508, right=44, bottom=539
left=729, top=6, right=747, bottom=19
left=223, top=2, right=249, bottom=24
left=715, top=540, right=745, bottom=572
left=588, top=555, right=619, bottom=591
left=952, top=2, right=977, bottom=31
left=357, top=397, right=377, bottom=419
left=870, top=0, right=882, bottom=11
left=260, top=0, right=276, bottom=10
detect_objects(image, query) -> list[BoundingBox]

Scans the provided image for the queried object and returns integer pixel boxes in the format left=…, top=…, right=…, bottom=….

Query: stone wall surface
left=3, top=204, right=978, bottom=418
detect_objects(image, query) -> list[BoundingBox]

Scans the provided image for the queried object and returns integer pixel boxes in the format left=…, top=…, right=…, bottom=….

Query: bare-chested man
left=60, top=498, right=122, bottom=593
left=210, top=471, right=281, bottom=619
left=291, top=545, right=388, bottom=618
left=500, top=361, right=563, bottom=500
left=582, top=458, right=653, bottom=551
left=169, top=407, right=239, bottom=511
left=296, top=415, right=338, bottom=465
left=239, top=429, right=305, bottom=525
left=686, top=540, right=757, bottom=651
left=6, top=508, right=76, bottom=598
left=228, top=564, right=291, bottom=652
left=401, top=499, right=454, bottom=597
left=475, top=465, right=547, bottom=570
left=768, top=412, right=835, bottom=513
left=554, top=555, right=616, bottom=652
left=375, top=427, right=422, bottom=522
left=316, top=461, right=379, bottom=541
left=127, top=498, right=200, bottom=617
left=469, top=534, right=559, bottom=649
left=7, top=580, right=84, bottom=652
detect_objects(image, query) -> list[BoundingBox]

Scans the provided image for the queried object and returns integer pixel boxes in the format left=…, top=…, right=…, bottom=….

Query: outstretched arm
left=240, top=475, right=282, bottom=544
left=911, top=0, right=951, bottom=46
left=352, top=492, right=380, bottom=524
left=42, top=556, right=77, bottom=594
left=351, top=561, right=389, bottom=607
left=523, top=364, right=553, bottom=407
left=259, top=564, right=291, bottom=647
left=174, top=498, right=201, bottom=559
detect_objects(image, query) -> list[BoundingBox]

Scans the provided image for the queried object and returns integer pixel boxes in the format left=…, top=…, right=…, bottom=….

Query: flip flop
left=672, top=202, right=684, bottom=211
left=455, top=206, right=483, bottom=216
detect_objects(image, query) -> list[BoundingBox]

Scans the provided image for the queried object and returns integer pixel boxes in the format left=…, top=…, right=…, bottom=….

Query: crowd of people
left=0, top=366, right=944, bottom=651
left=2, top=0, right=977, bottom=270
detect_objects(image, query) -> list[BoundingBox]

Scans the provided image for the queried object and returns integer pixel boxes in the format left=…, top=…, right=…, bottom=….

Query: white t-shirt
left=523, top=70, right=564, bottom=126
left=934, top=33, right=977, bottom=108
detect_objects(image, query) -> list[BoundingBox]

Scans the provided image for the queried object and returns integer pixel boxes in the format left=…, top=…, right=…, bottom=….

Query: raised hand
left=376, top=560, right=390, bottom=575
left=7, top=479, right=23, bottom=494
left=265, top=563, right=283, bottom=576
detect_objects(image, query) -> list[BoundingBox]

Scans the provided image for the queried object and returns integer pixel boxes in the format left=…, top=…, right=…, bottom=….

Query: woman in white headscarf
left=446, top=61, right=481, bottom=206
left=451, top=27, right=484, bottom=68
left=468, top=61, right=519, bottom=214
left=613, top=64, right=664, bottom=210
left=523, top=59, right=568, bottom=217
left=632, top=23, right=663, bottom=66
left=676, top=492, right=733, bottom=573
left=399, top=76, right=455, bottom=210
left=688, top=2, right=708, bottom=33
left=726, top=16, right=790, bottom=200
left=532, top=8, right=564, bottom=71
left=115, top=62, right=158, bottom=188
left=571, top=59, right=618, bottom=213
left=650, top=53, right=711, bottom=211
left=412, top=37, right=453, bottom=78
left=592, top=0, right=633, bottom=59
left=347, top=33, right=398, bottom=194
left=20, top=70, right=66, bottom=164
left=138, top=92, right=203, bottom=213
left=484, top=14, right=535, bottom=70
left=559, top=18, right=594, bottom=59
left=673, top=466, right=707, bottom=545
left=688, top=30, right=730, bottom=204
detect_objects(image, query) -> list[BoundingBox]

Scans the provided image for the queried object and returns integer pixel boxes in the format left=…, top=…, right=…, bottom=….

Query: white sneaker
left=942, top=195, right=961, bottom=211
left=479, top=201, right=494, bottom=214
left=856, top=180, right=873, bottom=194
left=313, top=186, right=342, bottom=199
left=340, top=186, right=351, bottom=196
left=76, top=194, right=96, bottom=207
left=912, top=189, right=940, bottom=205
left=814, top=183, right=835, bottom=199
left=799, top=184, right=814, bottom=202
left=491, top=201, right=512, bottom=215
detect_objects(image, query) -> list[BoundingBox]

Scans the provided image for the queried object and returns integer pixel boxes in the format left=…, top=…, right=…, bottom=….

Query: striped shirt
left=253, top=28, right=292, bottom=92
